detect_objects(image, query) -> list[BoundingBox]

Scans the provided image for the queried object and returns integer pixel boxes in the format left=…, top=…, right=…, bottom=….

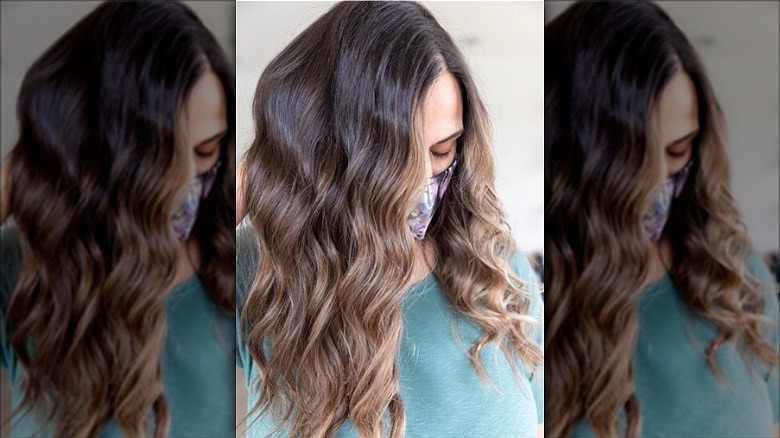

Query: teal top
left=0, top=223, right=236, bottom=438
left=236, top=226, right=544, bottom=438
left=573, top=252, right=779, bottom=437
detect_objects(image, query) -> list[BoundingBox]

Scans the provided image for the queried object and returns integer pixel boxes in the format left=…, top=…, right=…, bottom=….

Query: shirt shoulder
left=745, top=251, right=778, bottom=308
left=511, top=251, right=544, bottom=423
left=745, top=251, right=779, bottom=421
left=510, top=252, right=543, bottom=347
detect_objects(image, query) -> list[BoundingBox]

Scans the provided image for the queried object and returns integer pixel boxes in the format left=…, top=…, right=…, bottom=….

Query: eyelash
left=666, top=149, right=687, bottom=158
left=667, top=137, right=697, bottom=159
left=430, top=150, right=450, bottom=158
left=195, top=141, right=221, bottom=158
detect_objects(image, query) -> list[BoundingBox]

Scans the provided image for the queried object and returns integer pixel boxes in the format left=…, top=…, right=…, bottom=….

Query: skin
left=410, top=71, right=463, bottom=285
left=645, top=68, right=778, bottom=438
left=1, top=70, right=226, bottom=233
left=422, top=72, right=463, bottom=178
left=189, top=69, right=227, bottom=176
left=0, top=69, right=228, bottom=434
left=645, top=69, right=699, bottom=286
left=231, top=70, right=533, bottom=433
left=411, top=71, right=546, bottom=437
left=658, top=69, right=698, bottom=175
left=236, top=70, right=464, bottom=279
left=235, top=71, right=466, bottom=234
left=174, top=68, right=228, bottom=284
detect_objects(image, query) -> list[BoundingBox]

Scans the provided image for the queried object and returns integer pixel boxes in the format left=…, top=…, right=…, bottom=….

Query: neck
left=173, top=237, right=201, bottom=284
left=644, top=236, right=672, bottom=287
left=409, top=239, right=436, bottom=285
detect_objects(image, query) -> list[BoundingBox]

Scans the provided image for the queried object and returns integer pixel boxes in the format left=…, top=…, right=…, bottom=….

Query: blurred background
left=546, top=1, right=780, bottom=279
left=0, top=2, right=235, bottom=435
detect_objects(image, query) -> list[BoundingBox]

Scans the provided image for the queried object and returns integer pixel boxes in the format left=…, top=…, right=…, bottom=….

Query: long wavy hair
left=545, top=3, right=778, bottom=437
left=3, top=2, right=235, bottom=437
left=239, top=2, right=542, bottom=437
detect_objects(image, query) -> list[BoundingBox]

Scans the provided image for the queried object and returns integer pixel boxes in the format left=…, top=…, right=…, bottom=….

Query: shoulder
left=509, top=251, right=543, bottom=317
left=745, top=251, right=777, bottom=296
left=510, top=252, right=541, bottom=285
left=509, top=251, right=544, bottom=347
left=745, top=250, right=779, bottom=340
left=509, top=251, right=544, bottom=422
left=745, top=250, right=778, bottom=318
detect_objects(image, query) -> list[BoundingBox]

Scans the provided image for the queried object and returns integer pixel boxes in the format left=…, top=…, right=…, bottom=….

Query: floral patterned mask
left=171, top=158, right=221, bottom=240
left=642, top=160, right=692, bottom=240
left=407, top=154, right=458, bottom=240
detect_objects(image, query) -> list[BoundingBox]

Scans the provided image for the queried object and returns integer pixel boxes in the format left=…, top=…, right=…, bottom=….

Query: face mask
left=642, top=160, right=692, bottom=240
left=171, top=159, right=221, bottom=240
left=407, top=154, right=458, bottom=240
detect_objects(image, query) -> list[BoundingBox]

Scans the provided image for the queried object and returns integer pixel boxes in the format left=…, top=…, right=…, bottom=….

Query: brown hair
left=240, top=2, right=541, bottom=437
left=3, top=2, right=235, bottom=436
left=545, top=2, right=778, bottom=436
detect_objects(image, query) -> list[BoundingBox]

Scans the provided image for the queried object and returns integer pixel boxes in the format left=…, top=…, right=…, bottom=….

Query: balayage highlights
left=3, top=3, right=235, bottom=437
left=545, top=3, right=778, bottom=437
left=240, top=2, right=541, bottom=437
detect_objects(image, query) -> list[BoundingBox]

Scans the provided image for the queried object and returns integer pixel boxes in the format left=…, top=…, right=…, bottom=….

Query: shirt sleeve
left=746, top=251, right=779, bottom=423
left=512, top=253, right=544, bottom=425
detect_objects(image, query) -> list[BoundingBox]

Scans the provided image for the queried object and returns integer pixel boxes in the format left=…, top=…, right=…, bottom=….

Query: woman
left=0, top=2, right=235, bottom=437
left=545, top=2, right=779, bottom=437
left=237, top=2, right=543, bottom=437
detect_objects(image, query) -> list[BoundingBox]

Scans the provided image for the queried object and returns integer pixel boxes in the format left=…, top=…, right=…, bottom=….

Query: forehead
left=185, top=69, right=227, bottom=146
left=656, top=70, right=699, bottom=146
left=421, top=72, right=463, bottom=145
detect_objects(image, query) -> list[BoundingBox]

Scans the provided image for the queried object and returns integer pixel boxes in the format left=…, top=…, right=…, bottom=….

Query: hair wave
left=240, top=2, right=541, bottom=437
left=3, top=3, right=235, bottom=437
left=545, top=3, right=778, bottom=437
